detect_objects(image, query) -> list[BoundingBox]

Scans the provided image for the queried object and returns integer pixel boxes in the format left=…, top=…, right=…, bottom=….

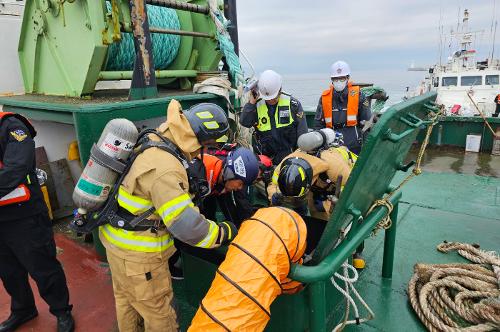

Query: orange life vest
left=321, top=82, right=360, bottom=128
left=0, top=112, right=33, bottom=206
left=496, top=94, right=500, bottom=104
left=202, top=154, right=224, bottom=193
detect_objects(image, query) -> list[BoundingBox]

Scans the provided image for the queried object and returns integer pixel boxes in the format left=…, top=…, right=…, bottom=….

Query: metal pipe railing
left=149, top=27, right=214, bottom=38
left=99, top=70, right=197, bottom=80
left=289, top=191, right=402, bottom=283
left=145, top=0, right=209, bottom=14
left=121, top=26, right=214, bottom=39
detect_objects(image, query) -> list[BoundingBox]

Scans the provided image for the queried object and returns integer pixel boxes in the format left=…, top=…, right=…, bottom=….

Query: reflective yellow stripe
left=256, top=95, right=293, bottom=132
left=117, top=187, right=153, bottom=214
left=195, top=220, right=219, bottom=248
left=298, top=167, right=305, bottom=181
left=157, top=193, right=194, bottom=226
left=99, top=224, right=173, bottom=253
left=271, top=169, right=279, bottom=184
left=275, top=95, right=294, bottom=129
left=335, top=148, right=358, bottom=166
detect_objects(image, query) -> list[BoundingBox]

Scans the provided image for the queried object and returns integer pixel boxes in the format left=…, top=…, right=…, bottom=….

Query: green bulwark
left=0, top=91, right=229, bottom=164
left=416, top=116, right=500, bottom=152
left=180, top=92, right=439, bottom=331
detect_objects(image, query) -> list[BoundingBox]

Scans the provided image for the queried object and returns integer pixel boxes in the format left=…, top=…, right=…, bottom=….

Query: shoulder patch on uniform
left=10, top=129, right=27, bottom=142
left=296, top=111, right=304, bottom=119
left=232, top=156, right=246, bottom=177
left=363, top=99, right=370, bottom=107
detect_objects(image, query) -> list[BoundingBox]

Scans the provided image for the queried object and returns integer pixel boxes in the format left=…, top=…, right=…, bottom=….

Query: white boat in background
left=407, top=9, right=500, bottom=117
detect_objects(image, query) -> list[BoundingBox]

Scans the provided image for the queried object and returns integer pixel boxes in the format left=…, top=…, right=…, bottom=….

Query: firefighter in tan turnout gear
left=99, top=100, right=237, bottom=332
left=268, top=128, right=367, bottom=269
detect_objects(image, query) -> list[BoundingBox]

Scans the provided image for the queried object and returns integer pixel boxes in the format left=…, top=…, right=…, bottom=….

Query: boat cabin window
left=460, top=76, right=482, bottom=86
left=485, top=75, right=499, bottom=85
left=442, top=77, right=458, bottom=86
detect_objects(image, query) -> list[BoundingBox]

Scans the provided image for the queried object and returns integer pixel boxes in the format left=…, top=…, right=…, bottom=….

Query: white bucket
left=465, top=134, right=481, bottom=153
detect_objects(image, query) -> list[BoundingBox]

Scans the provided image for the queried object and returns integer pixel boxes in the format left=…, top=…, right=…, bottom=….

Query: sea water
left=281, top=69, right=426, bottom=111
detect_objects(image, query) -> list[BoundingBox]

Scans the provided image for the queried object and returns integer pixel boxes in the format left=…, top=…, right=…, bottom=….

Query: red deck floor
left=0, top=234, right=117, bottom=332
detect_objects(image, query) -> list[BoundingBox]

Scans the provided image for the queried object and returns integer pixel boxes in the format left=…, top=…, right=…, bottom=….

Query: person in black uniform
left=239, top=69, right=308, bottom=165
left=0, top=112, right=74, bottom=332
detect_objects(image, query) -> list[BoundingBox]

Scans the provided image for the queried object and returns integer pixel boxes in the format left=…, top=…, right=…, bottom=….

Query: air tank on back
left=297, top=128, right=337, bottom=152
left=72, top=119, right=139, bottom=214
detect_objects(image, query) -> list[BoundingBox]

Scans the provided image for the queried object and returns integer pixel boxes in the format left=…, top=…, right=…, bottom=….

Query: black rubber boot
left=0, top=310, right=38, bottom=332
left=56, top=311, right=75, bottom=332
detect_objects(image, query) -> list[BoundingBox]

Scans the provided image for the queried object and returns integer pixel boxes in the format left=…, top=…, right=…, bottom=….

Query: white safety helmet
left=258, top=70, right=282, bottom=101
left=330, top=61, right=351, bottom=78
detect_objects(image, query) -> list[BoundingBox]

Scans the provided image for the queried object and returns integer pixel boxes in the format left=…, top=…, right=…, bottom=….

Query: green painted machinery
left=19, top=0, right=223, bottom=97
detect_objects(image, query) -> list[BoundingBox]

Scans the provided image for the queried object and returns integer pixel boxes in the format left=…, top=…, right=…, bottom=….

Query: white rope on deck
left=331, top=261, right=375, bottom=332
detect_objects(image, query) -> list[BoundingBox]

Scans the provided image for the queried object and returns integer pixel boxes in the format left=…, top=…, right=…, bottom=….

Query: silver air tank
left=297, top=128, right=336, bottom=152
left=72, top=119, right=139, bottom=214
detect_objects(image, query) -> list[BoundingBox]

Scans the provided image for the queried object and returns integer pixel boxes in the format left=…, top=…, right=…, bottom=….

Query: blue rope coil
left=105, top=3, right=181, bottom=71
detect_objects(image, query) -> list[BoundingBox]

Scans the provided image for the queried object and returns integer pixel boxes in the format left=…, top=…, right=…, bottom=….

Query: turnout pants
left=0, top=213, right=71, bottom=316
left=106, top=249, right=178, bottom=332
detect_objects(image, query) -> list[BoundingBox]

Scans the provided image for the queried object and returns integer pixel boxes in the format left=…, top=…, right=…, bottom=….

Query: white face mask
left=333, top=80, right=347, bottom=92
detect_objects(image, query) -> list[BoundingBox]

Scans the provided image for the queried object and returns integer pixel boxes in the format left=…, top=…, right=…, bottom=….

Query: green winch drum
left=105, top=4, right=181, bottom=71
left=18, top=0, right=223, bottom=97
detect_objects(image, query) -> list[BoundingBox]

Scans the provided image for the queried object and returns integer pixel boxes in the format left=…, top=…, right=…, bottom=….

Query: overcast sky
left=236, top=0, right=500, bottom=76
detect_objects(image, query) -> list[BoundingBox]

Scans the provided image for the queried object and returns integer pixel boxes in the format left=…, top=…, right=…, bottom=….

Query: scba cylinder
left=73, top=119, right=139, bottom=213
left=298, top=128, right=337, bottom=152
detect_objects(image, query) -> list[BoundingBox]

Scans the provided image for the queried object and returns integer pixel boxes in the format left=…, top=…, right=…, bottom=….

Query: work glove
left=271, top=192, right=283, bottom=206
left=218, top=221, right=238, bottom=245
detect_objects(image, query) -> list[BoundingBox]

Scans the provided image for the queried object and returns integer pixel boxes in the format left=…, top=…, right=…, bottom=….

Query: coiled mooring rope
left=408, top=242, right=500, bottom=331
left=105, top=3, right=181, bottom=71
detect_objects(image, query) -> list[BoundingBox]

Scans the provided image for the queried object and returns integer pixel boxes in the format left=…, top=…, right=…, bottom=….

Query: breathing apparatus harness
left=71, top=129, right=209, bottom=234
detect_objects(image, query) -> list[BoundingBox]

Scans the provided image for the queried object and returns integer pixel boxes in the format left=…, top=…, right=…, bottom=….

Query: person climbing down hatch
left=239, top=69, right=308, bottom=165
left=170, top=145, right=260, bottom=280
left=268, top=128, right=366, bottom=269
left=199, top=146, right=260, bottom=227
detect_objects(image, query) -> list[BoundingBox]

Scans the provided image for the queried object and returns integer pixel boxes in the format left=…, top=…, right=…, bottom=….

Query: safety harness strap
left=90, top=144, right=127, bottom=173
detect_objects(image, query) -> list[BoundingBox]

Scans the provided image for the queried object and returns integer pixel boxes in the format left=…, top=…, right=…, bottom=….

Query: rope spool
left=408, top=241, right=500, bottom=331
left=105, top=4, right=181, bottom=71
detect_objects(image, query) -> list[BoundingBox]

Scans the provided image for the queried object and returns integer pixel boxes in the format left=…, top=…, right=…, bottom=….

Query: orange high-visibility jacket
left=202, top=154, right=224, bottom=193
left=321, top=82, right=360, bottom=128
